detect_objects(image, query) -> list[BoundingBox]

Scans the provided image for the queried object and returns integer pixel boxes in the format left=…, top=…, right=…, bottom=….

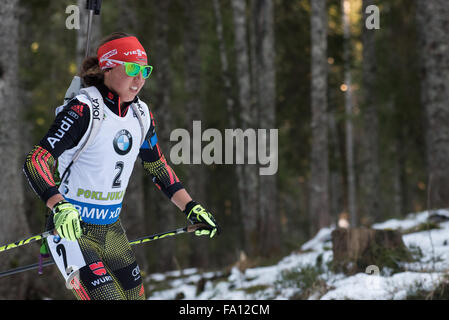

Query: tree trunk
left=342, top=0, right=358, bottom=227
left=231, top=0, right=260, bottom=257
left=182, top=0, right=209, bottom=268
left=386, top=100, right=404, bottom=217
left=231, top=0, right=253, bottom=129
left=147, top=0, right=177, bottom=272
left=415, top=0, right=449, bottom=209
left=116, top=0, right=139, bottom=33
left=309, top=0, right=330, bottom=233
left=251, top=0, right=280, bottom=256
left=0, top=0, right=32, bottom=299
left=329, top=108, right=344, bottom=223
left=359, top=0, right=380, bottom=223
left=213, top=0, right=236, bottom=128
left=331, top=227, right=412, bottom=275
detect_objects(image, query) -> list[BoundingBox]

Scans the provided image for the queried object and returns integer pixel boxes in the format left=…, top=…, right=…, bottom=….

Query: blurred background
left=0, top=0, right=447, bottom=299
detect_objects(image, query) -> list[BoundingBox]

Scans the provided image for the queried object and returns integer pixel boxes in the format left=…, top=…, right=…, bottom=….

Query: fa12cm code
left=222, top=304, right=270, bottom=315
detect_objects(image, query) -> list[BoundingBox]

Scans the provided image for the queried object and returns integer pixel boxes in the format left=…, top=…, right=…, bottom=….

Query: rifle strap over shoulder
left=74, top=86, right=104, bottom=163
left=130, top=102, right=147, bottom=147
left=57, top=85, right=104, bottom=183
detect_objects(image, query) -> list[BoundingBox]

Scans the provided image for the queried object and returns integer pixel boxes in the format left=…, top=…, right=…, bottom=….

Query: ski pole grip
left=86, top=0, right=102, bottom=14
left=187, top=223, right=210, bottom=233
left=80, top=221, right=88, bottom=235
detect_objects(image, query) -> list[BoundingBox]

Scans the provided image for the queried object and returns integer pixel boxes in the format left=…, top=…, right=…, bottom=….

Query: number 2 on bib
left=112, top=161, right=124, bottom=188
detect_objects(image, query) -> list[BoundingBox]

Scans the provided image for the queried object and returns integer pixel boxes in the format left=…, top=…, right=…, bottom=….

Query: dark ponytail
left=79, top=56, right=103, bottom=87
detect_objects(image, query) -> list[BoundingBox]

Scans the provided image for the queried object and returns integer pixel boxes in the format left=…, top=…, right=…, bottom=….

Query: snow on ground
left=146, top=209, right=449, bottom=300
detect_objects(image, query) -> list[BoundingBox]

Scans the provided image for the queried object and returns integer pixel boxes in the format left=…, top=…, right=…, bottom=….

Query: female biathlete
left=23, top=32, right=219, bottom=300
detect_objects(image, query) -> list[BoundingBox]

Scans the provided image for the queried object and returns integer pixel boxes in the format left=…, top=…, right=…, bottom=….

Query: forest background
left=0, top=0, right=447, bottom=299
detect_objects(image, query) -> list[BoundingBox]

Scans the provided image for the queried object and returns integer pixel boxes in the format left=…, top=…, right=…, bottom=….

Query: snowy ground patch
left=146, top=209, right=449, bottom=300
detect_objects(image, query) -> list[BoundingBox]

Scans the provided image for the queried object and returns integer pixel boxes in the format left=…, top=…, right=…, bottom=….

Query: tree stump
left=331, top=227, right=412, bottom=275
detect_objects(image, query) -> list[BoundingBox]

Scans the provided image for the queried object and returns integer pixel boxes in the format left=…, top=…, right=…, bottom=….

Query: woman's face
left=104, top=63, right=146, bottom=102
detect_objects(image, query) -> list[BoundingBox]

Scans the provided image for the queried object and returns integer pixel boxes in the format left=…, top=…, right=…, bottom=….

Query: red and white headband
left=97, top=36, right=148, bottom=70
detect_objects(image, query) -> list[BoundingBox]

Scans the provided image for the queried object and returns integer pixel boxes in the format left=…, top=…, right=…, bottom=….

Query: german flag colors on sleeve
left=23, top=145, right=60, bottom=203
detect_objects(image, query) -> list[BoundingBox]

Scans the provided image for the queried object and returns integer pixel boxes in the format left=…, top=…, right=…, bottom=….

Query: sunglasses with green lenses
left=105, top=59, right=153, bottom=79
left=124, top=62, right=153, bottom=79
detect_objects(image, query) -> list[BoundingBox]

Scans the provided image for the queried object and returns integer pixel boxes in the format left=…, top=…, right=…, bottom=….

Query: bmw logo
left=113, top=129, right=133, bottom=155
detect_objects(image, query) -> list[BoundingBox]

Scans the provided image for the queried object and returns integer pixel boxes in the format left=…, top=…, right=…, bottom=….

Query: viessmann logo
left=124, top=49, right=146, bottom=57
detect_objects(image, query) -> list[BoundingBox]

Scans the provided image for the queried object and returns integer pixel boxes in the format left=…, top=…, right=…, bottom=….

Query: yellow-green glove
left=184, top=201, right=220, bottom=238
left=52, top=200, right=82, bottom=241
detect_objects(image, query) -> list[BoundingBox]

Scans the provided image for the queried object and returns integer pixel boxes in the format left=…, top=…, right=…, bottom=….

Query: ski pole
left=0, top=221, right=87, bottom=254
left=0, top=223, right=208, bottom=278
left=129, top=223, right=205, bottom=245
left=0, top=230, right=54, bottom=253
left=0, top=260, right=55, bottom=279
